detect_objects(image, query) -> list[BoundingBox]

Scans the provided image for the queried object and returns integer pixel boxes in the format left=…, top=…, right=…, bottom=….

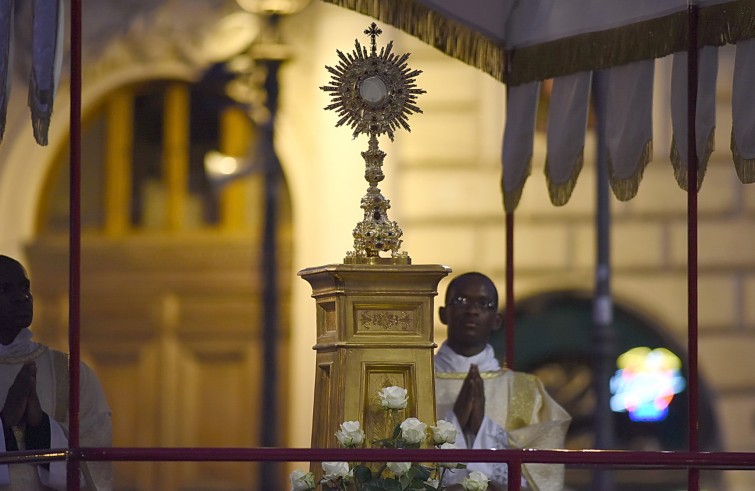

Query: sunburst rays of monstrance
left=321, top=23, right=425, bottom=264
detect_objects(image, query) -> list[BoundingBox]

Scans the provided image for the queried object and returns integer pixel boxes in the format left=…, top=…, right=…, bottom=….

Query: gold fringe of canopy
left=320, top=0, right=507, bottom=82
left=322, top=0, right=755, bottom=86
left=323, top=0, right=755, bottom=211
left=671, top=129, right=715, bottom=192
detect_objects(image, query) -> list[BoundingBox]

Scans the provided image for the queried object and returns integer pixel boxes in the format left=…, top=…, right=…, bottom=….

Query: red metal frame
left=3, top=447, right=755, bottom=491
left=1, top=1, right=749, bottom=490
left=67, top=0, right=83, bottom=488
left=505, top=211, right=515, bottom=369
left=686, top=4, right=701, bottom=490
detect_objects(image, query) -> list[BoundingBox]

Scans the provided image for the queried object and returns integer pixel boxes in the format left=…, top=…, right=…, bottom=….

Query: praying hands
left=453, top=363, right=485, bottom=437
left=1, top=362, right=44, bottom=429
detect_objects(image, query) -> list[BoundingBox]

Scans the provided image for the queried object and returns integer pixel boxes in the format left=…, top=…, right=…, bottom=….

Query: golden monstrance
left=299, top=24, right=450, bottom=455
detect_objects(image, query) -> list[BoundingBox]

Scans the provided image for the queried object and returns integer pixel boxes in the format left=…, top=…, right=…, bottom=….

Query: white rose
left=289, top=469, right=315, bottom=491
left=430, top=419, right=458, bottom=445
left=321, top=461, right=350, bottom=481
left=462, top=471, right=490, bottom=491
left=439, top=442, right=458, bottom=468
left=399, top=417, right=427, bottom=445
left=386, top=461, right=412, bottom=476
left=378, top=386, right=408, bottom=410
left=335, top=420, right=365, bottom=447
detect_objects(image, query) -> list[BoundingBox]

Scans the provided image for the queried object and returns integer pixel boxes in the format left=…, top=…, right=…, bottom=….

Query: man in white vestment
left=0, top=255, right=112, bottom=490
left=435, top=272, right=571, bottom=491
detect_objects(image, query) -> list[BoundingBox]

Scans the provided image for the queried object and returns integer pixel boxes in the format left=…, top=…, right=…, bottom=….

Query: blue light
left=609, top=347, right=686, bottom=422
left=629, top=405, right=669, bottom=422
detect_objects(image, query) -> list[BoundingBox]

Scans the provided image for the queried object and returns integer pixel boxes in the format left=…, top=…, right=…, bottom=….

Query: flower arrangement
left=290, top=386, right=490, bottom=491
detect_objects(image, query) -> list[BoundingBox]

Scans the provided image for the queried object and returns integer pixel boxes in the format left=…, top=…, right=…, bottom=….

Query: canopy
left=322, top=0, right=755, bottom=210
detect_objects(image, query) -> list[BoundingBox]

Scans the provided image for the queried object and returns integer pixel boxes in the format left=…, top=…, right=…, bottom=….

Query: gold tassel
left=609, top=139, right=653, bottom=201
left=510, top=11, right=688, bottom=86
left=324, top=0, right=755, bottom=87
left=501, top=157, right=532, bottom=213
left=732, top=130, right=755, bottom=183
left=321, top=0, right=508, bottom=83
left=670, top=128, right=714, bottom=191
left=700, top=0, right=755, bottom=47
left=545, top=149, right=584, bottom=207
left=503, top=1, right=755, bottom=85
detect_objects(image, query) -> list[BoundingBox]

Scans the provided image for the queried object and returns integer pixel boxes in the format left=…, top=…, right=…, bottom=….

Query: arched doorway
left=491, top=291, right=722, bottom=491
left=25, top=79, right=292, bottom=491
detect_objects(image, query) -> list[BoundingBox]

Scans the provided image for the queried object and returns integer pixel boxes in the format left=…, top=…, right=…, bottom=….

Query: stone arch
left=20, top=68, right=294, bottom=491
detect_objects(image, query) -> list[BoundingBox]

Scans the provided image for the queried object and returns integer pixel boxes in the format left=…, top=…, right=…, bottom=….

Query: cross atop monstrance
left=320, top=22, right=426, bottom=264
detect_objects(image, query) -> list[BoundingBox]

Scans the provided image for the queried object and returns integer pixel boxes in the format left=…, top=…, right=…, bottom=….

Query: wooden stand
left=299, top=263, right=450, bottom=451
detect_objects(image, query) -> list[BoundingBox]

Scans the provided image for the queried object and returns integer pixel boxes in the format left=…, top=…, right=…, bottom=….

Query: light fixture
left=204, top=150, right=259, bottom=188
left=235, top=0, right=310, bottom=15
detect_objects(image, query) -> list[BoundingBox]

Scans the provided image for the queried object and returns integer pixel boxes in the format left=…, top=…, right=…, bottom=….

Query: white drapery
left=323, top=0, right=755, bottom=210
left=0, top=0, right=63, bottom=146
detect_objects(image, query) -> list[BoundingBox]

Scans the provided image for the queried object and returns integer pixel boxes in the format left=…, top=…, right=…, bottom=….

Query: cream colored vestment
left=435, top=343, right=571, bottom=490
left=0, top=337, right=112, bottom=490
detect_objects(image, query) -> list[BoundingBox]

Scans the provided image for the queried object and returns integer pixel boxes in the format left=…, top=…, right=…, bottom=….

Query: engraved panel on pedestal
left=353, top=302, right=422, bottom=337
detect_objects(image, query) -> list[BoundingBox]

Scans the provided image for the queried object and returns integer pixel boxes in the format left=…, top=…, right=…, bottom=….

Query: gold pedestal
left=299, top=263, right=450, bottom=451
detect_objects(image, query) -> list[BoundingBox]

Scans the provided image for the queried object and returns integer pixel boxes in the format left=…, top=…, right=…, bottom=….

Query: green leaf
left=354, top=465, right=373, bottom=483
left=363, top=478, right=403, bottom=491
left=392, top=424, right=402, bottom=439
left=361, top=482, right=382, bottom=491
left=407, top=465, right=431, bottom=481
left=382, top=479, right=404, bottom=491
left=398, top=474, right=411, bottom=489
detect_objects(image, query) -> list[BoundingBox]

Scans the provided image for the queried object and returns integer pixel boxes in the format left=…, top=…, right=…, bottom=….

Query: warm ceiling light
left=204, top=150, right=258, bottom=187
left=235, top=0, right=310, bottom=15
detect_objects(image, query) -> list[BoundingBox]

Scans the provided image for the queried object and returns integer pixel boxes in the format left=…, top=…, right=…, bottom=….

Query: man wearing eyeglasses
left=435, top=272, right=571, bottom=490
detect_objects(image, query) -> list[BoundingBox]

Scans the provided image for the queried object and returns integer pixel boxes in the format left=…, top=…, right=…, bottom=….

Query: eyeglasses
left=450, top=296, right=497, bottom=311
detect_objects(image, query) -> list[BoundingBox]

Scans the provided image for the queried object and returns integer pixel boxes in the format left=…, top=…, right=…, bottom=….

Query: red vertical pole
left=687, top=2, right=700, bottom=490
left=68, top=0, right=83, bottom=488
left=507, top=460, right=522, bottom=491
left=505, top=212, right=515, bottom=370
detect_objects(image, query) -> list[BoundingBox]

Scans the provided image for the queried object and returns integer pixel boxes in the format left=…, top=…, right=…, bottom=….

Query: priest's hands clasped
left=453, top=363, right=485, bottom=436
left=1, top=361, right=44, bottom=429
